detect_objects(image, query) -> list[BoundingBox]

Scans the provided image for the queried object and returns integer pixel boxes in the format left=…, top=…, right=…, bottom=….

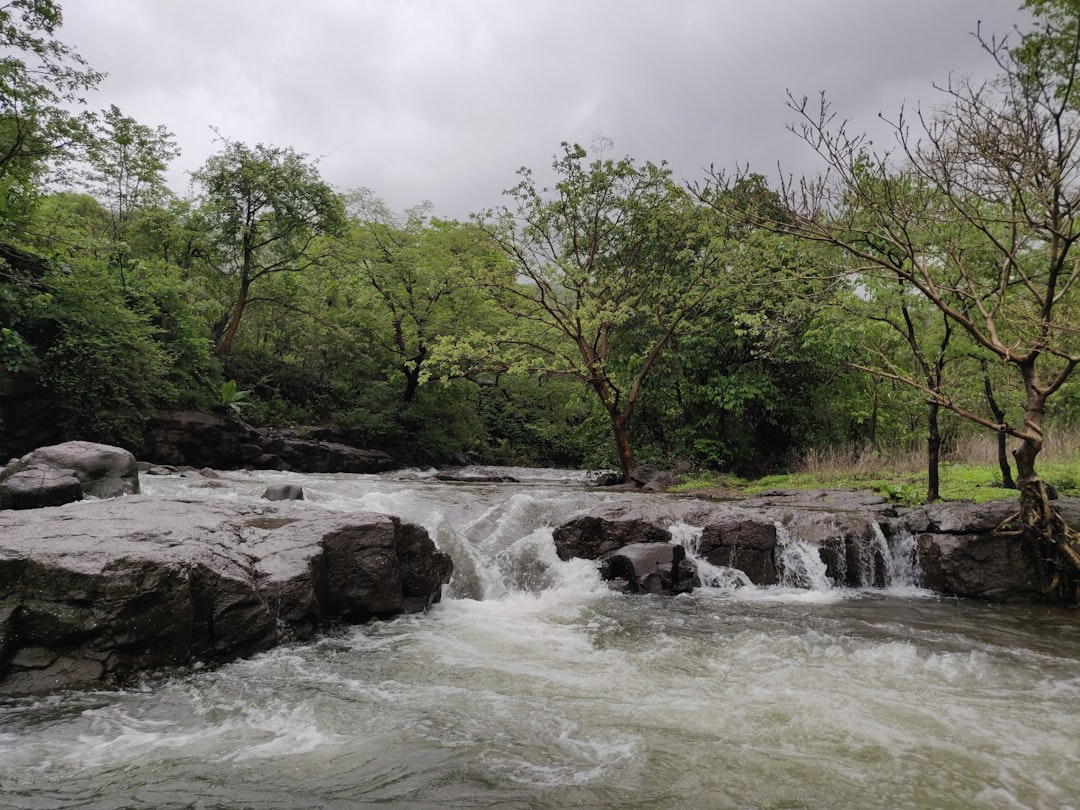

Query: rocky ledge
left=554, top=489, right=1080, bottom=603
left=0, top=497, right=452, bottom=696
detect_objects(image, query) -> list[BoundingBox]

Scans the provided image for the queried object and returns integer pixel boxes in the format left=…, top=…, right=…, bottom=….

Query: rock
left=552, top=494, right=1080, bottom=602
left=0, top=497, right=453, bottom=696
left=0, top=441, right=139, bottom=509
left=0, top=370, right=62, bottom=460
left=144, top=410, right=258, bottom=468
left=600, top=542, right=696, bottom=595
left=903, top=499, right=1018, bottom=534
left=699, top=518, right=780, bottom=585
left=588, top=471, right=623, bottom=487
left=0, top=464, right=83, bottom=509
left=255, top=429, right=397, bottom=474
left=914, top=530, right=1042, bottom=601
left=629, top=465, right=678, bottom=491
left=143, top=411, right=399, bottom=474
left=554, top=514, right=673, bottom=561
left=434, top=472, right=519, bottom=484
left=262, top=483, right=305, bottom=501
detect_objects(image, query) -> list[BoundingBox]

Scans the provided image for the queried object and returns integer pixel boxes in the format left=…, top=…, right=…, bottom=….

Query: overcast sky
left=59, top=0, right=1028, bottom=219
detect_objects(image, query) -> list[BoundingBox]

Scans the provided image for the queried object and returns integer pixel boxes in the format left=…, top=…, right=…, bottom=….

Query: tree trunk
left=215, top=278, right=249, bottom=356
left=1012, top=379, right=1080, bottom=603
left=401, top=346, right=427, bottom=404
left=926, top=399, right=941, bottom=503
left=610, top=411, right=635, bottom=483
left=981, top=368, right=1015, bottom=489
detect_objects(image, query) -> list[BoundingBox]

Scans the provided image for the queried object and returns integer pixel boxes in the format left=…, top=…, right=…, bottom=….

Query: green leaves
left=217, top=379, right=249, bottom=415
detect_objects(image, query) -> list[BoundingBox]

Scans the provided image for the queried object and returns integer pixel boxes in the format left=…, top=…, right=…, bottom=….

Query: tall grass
left=795, top=429, right=1080, bottom=478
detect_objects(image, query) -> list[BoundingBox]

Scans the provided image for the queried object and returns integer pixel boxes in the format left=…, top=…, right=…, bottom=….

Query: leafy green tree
left=341, top=191, right=499, bottom=403
left=460, top=142, right=748, bottom=481
left=79, top=104, right=179, bottom=281
left=0, top=0, right=101, bottom=231
left=191, top=139, right=345, bottom=355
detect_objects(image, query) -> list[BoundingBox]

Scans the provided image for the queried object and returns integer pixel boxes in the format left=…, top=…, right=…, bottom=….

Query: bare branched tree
left=704, top=11, right=1080, bottom=599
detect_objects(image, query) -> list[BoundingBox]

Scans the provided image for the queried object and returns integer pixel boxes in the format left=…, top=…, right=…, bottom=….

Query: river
left=1, top=467, right=1078, bottom=809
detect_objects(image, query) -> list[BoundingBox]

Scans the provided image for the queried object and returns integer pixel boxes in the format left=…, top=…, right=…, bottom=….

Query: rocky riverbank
left=0, top=497, right=452, bottom=696
left=553, top=488, right=1080, bottom=602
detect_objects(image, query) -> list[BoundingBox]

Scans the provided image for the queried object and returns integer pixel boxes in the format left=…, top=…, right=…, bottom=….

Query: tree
left=463, top=142, right=745, bottom=481
left=191, top=139, right=345, bottom=355
left=721, top=8, right=1080, bottom=596
left=341, top=191, right=497, bottom=403
left=0, top=0, right=101, bottom=230
left=80, top=104, right=179, bottom=281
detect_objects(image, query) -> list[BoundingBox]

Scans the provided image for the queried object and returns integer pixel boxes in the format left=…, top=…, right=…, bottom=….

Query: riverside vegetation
left=3, top=2, right=1080, bottom=598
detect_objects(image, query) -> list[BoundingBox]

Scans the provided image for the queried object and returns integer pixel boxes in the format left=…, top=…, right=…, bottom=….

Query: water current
left=2, top=467, right=1079, bottom=809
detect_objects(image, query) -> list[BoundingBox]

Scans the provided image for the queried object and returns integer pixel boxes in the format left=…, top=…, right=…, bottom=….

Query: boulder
left=144, top=410, right=258, bottom=468
left=262, top=483, right=305, bottom=501
left=256, top=431, right=397, bottom=474
left=0, top=497, right=453, bottom=696
left=143, top=412, right=398, bottom=474
left=0, top=441, right=139, bottom=509
left=629, top=465, right=678, bottom=491
left=600, top=542, right=696, bottom=595
left=0, top=464, right=83, bottom=510
left=554, top=514, right=673, bottom=561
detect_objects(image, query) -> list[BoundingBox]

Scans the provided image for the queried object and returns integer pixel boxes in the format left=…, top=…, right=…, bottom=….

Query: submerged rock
left=0, top=497, right=452, bottom=696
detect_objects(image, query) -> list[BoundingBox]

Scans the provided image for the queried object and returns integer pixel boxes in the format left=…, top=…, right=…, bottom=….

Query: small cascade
left=883, top=524, right=920, bottom=589
left=774, top=522, right=833, bottom=590
left=438, top=491, right=609, bottom=601
left=668, top=522, right=752, bottom=589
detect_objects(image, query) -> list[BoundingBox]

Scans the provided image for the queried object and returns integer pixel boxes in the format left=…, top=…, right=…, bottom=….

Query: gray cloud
left=59, top=0, right=1026, bottom=218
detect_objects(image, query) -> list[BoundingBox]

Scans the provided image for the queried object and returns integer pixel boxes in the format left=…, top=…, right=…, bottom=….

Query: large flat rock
left=0, top=496, right=452, bottom=696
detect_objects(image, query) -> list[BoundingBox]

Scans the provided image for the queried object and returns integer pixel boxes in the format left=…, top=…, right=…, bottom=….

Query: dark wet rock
left=553, top=494, right=1080, bottom=602
left=0, top=497, right=452, bottom=696
left=0, top=441, right=139, bottom=509
left=588, top=471, right=623, bottom=487
left=143, top=412, right=397, bottom=474
left=554, top=514, right=673, bottom=561
left=256, top=431, right=397, bottom=474
left=144, top=411, right=257, bottom=468
left=0, top=370, right=61, bottom=460
left=698, top=518, right=781, bottom=585
left=600, top=542, right=695, bottom=595
left=914, top=530, right=1041, bottom=601
left=434, top=472, right=519, bottom=484
left=629, top=465, right=678, bottom=491
left=262, top=483, right=304, bottom=501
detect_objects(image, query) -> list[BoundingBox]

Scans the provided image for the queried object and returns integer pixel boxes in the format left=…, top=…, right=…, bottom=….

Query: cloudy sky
left=59, top=0, right=1028, bottom=219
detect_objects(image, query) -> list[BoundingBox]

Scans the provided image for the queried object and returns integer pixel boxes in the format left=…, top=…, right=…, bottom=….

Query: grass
left=671, top=432, right=1080, bottom=505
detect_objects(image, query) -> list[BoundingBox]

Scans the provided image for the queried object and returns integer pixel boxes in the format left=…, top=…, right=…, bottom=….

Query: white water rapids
left=2, top=467, right=1079, bottom=809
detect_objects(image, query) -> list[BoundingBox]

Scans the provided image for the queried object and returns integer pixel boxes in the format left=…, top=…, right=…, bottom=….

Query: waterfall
left=668, top=522, right=752, bottom=589
left=774, top=521, right=833, bottom=590
left=883, top=524, right=921, bottom=590
left=774, top=520, right=921, bottom=592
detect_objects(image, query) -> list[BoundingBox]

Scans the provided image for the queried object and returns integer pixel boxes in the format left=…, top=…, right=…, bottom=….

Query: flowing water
left=2, top=468, right=1079, bottom=809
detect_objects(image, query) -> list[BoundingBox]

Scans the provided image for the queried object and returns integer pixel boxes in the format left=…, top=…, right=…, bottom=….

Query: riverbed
left=1, top=468, right=1077, bottom=809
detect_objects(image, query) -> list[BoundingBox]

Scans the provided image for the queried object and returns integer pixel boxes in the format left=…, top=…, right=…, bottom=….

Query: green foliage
left=0, top=0, right=102, bottom=231
left=191, top=138, right=346, bottom=354
left=216, top=379, right=249, bottom=415
left=27, top=260, right=171, bottom=446
left=0, top=325, right=33, bottom=371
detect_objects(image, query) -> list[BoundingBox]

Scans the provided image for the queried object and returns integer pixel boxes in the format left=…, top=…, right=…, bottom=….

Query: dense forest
left=1, top=0, right=1079, bottom=542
